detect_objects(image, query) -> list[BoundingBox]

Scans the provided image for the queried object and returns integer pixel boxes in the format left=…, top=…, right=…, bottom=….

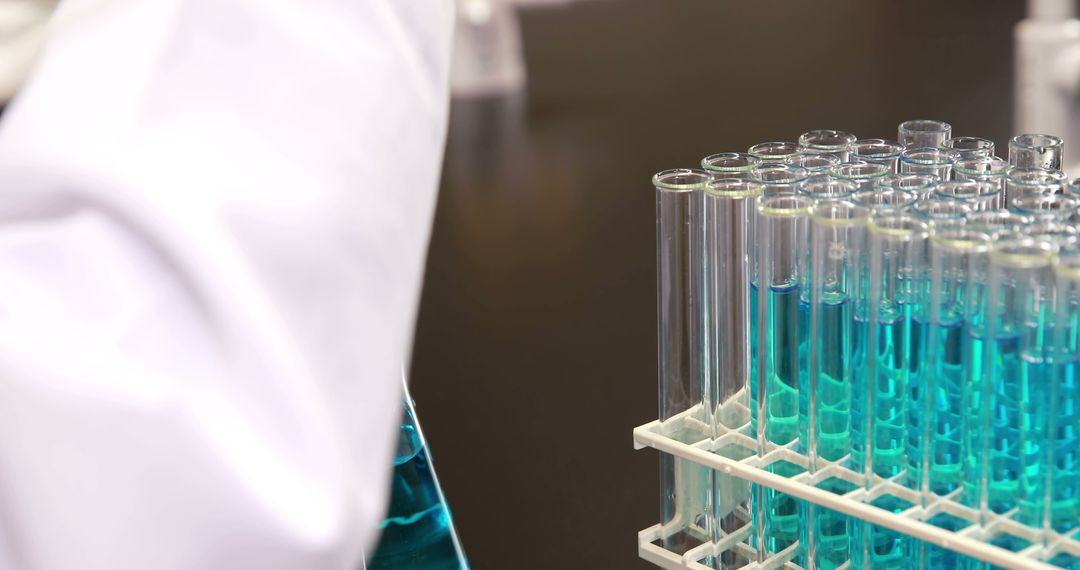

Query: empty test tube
left=798, top=129, right=857, bottom=162
left=1022, top=220, right=1079, bottom=245
left=1010, top=193, right=1080, bottom=222
left=829, top=161, right=890, bottom=191
left=653, top=168, right=712, bottom=553
left=1049, top=243, right=1080, bottom=536
left=785, top=152, right=841, bottom=175
left=1004, top=166, right=1065, bottom=207
left=965, top=209, right=1031, bottom=238
left=1009, top=133, right=1064, bottom=170
left=983, top=238, right=1056, bottom=528
left=878, top=173, right=941, bottom=200
left=754, top=193, right=813, bottom=559
left=702, top=152, right=761, bottom=179
left=750, top=141, right=801, bottom=163
left=702, top=177, right=764, bottom=560
left=900, top=147, right=958, bottom=180
left=934, top=180, right=1002, bottom=211
left=803, top=200, right=869, bottom=570
left=799, top=175, right=857, bottom=201
left=899, top=119, right=952, bottom=148
left=852, top=139, right=905, bottom=172
left=853, top=188, right=917, bottom=213
left=940, top=136, right=995, bottom=161
left=754, top=164, right=809, bottom=195
left=912, top=198, right=972, bottom=228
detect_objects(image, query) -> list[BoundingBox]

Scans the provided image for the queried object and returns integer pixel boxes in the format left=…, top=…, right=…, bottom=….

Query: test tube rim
left=701, top=152, right=761, bottom=173
left=1010, top=133, right=1064, bottom=151
left=1006, top=166, right=1067, bottom=184
left=940, top=136, right=995, bottom=151
left=799, top=174, right=857, bottom=200
left=988, top=237, right=1055, bottom=268
left=953, top=155, right=1009, bottom=177
left=878, top=173, right=941, bottom=191
left=899, top=146, right=960, bottom=166
left=854, top=188, right=918, bottom=211
left=934, top=179, right=1000, bottom=201
left=808, top=199, right=870, bottom=226
left=652, top=168, right=710, bottom=191
left=704, top=177, right=764, bottom=198
left=899, top=119, right=953, bottom=134
left=867, top=212, right=929, bottom=239
left=929, top=227, right=993, bottom=253
left=1066, top=177, right=1080, bottom=196
left=1053, top=242, right=1080, bottom=277
left=852, top=138, right=904, bottom=159
left=756, top=193, right=813, bottom=217
left=828, top=160, right=891, bottom=180
left=797, top=129, right=857, bottom=152
left=753, top=163, right=810, bottom=184
left=784, top=152, right=842, bottom=172
left=1010, top=193, right=1080, bottom=215
left=748, top=141, right=801, bottom=161
left=913, top=197, right=972, bottom=219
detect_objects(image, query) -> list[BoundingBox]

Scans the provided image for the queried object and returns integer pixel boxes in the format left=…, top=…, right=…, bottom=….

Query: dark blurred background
left=409, top=1, right=1024, bottom=567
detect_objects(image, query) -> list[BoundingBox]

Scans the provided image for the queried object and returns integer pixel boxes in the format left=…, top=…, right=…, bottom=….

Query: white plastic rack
left=634, top=405, right=1080, bottom=570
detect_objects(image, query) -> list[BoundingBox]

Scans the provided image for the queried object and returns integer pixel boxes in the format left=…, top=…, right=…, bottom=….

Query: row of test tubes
left=653, top=120, right=1080, bottom=569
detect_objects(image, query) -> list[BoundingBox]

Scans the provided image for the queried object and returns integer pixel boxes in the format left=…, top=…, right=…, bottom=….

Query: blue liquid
left=929, top=318, right=967, bottom=495
left=1050, top=353, right=1080, bottom=532
left=980, top=331, right=1023, bottom=515
left=369, top=416, right=467, bottom=569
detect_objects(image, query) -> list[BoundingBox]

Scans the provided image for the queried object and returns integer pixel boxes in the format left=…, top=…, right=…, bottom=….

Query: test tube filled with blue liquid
left=1048, top=244, right=1080, bottom=568
left=983, top=239, right=1055, bottom=537
left=853, top=213, right=928, bottom=570
left=803, top=197, right=868, bottom=569
left=753, top=194, right=812, bottom=561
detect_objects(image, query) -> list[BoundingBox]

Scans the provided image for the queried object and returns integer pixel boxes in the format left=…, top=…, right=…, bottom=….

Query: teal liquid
left=751, top=283, right=808, bottom=558
left=974, top=331, right=1023, bottom=515
left=929, top=318, right=966, bottom=496
left=369, top=417, right=467, bottom=569
left=1050, top=353, right=1080, bottom=532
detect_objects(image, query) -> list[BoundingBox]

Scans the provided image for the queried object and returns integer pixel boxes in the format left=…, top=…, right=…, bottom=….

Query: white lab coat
left=0, top=0, right=453, bottom=568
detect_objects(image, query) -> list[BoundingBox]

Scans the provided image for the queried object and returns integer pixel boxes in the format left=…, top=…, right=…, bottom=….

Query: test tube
left=1049, top=243, right=1080, bottom=538
left=702, top=152, right=761, bottom=179
left=1009, top=133, right=1064, bottom=170
left=785, top=152, right=841, bottom=175
left=653, top=168, right=712, bottom=553
left=852, top=189, right=917, bottom=214
left=754, top=164, right=809, bottom=195
left=799, top=175, right=857, bottom=201
left=1010, top=193, right=1080, bottom=222
left=1022, top=220, right=1079, bottom=245
left=804, top=200, right=868, bottom=570
left=1067, top=177, right=1080, bottom=199
left=925, top=229, right=992, bottom=501
left=853, top=214, right=929, bottom=570
left=933, top=180, right=1002, bottom=211
left=702, top=177, right=763, bottom=561
left=898, top=119, right=952, bottom=148
left=965, top=210, right=1032, bottom=239
left=912, top=198, right=972, bottom=228
left=1004, top=166, right=1065, bottom=207
left=878, top=173, right=941, bottom=200
left=754, top=193, right=813, bottom=559
left=940, top=136, right=995, bottom=161
left=829, top=161, right=890, bottom=191
left=899, top=147, right=958, bottom=181
left=750, top=141, right=801, bottom=163
left=983, top=239, right=1055, bottom=532
left=798, top=129, right=857, bottom=162
left=852, top=139, right=905, bottom=172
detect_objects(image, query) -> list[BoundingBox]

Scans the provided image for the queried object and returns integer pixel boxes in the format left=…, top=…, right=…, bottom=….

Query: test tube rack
left=634, top=401, right=1080, bottom=570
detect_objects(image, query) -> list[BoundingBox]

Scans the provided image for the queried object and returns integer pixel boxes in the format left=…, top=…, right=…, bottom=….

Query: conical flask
left=367, top=379, right=469, bottom=569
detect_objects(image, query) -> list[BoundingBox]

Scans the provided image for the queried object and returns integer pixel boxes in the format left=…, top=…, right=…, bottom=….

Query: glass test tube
left=754, top=194, right=813, bottom=560
left=654, top=168, right=712, bottom=553
left=754, top=164, right=809, bottom=196
left=750, top=141, right=801, bottom=163
left=702, top=152, right=761, bottom=179
left=900, top=147, right=958, bottom=181
left=933, top=180, right=1002, bottom=211
left=1023, top=221, right=1079, bottom=247
left=898, top=119, right=952, bottom=148
left=702, top=178, right=763, bottom=564
left=965, top=210, right=1032, bottom=239
left=878, top=173, right=941, bottom=200
left=853, top=214, right=929, bottom=570
left=940, top=137, right=995, bottom=161
left=799, top=175, right=857, bottom=201
left=852, top=139, right=904, bottom=172
left=798, top=129, right=857, bottom=162
left=1049, top=244, right=1080, bottom=538
left=830, top=161, right=890, bottom=191
left=803, top=200, right=868, bottom=570
left=786, top=152, right=841, bottom=175
left=853, top=189, right=917, bottom=213
left=1010, top=193, right=1080, bottom=222
left=925, top=230, right=992, bottom=499
left=1004, top=167, right=1065, bottom=208
left=982, top=239, right=1056, bottom=530
left=1009, top=134, right=1064, bottom=170
left=912, top=198, right=972, bottom=228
